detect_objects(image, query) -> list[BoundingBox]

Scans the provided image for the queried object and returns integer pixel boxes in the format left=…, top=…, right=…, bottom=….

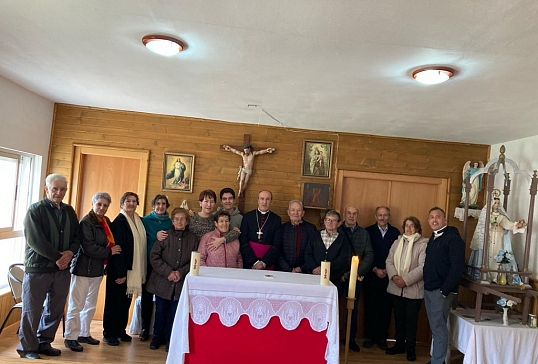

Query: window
left=0, top=147, right=42, bottom=289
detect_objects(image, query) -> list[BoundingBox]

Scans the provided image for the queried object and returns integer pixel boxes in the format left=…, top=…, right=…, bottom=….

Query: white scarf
left=394, top=233, right=419, bottom=276
left=120, top=209, right=147, bottom=297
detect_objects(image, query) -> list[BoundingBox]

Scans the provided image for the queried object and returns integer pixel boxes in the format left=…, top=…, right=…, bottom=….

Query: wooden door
left=334, top=170, right=449, bottom=344
left=70, top=144, right=149, bottom=321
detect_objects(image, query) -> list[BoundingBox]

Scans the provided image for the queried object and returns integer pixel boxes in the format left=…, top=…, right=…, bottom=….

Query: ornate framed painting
left=302, top=182, right=330, bottom=209
left=302, top=140, right=333, bottom=178
left=162, top=152, right=195, bottom=192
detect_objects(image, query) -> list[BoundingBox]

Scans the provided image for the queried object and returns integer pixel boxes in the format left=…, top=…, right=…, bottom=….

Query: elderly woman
left=103, top=192, right=147, bottom=346
left=139, top=194, right=172, bottom=342
left=146, top=208, right=199, bottom=351
left=198, top=210, right=243, bottom=268
left=385, top=216, right=428, bottom=362
left=64, top=192, right=121, bottom=352
left=189, top=189, right=239, bottom=249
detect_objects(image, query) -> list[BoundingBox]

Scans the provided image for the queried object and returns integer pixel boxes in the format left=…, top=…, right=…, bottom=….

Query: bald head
left=344, top=206, right=359, bottom=227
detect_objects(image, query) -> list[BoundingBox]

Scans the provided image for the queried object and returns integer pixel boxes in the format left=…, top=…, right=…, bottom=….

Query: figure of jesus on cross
left=222, top=143, right=275, bottom=197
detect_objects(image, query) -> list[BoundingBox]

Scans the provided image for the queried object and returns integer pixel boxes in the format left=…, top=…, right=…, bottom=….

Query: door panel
left=334, top=169, right=449, bottom=344
left=70, top=145, right=149, bottom=322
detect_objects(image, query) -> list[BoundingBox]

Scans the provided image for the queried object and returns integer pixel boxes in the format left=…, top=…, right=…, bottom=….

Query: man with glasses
left=304, top=210, right=350, bottom=296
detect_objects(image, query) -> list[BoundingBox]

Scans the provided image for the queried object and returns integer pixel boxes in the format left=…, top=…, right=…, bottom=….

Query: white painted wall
left=0, top=75, right=54, bottom=182
left=490, top=138, right=538, bottom=279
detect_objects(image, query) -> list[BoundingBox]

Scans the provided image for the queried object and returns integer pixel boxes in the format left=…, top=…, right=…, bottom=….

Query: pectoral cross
left=257, top=230, right=263, bottom=239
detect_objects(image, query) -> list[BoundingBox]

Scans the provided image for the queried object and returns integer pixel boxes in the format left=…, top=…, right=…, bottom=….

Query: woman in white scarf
left=103, top=192, right=147, bottom=346
left=385, top=216, right=428, bottom=362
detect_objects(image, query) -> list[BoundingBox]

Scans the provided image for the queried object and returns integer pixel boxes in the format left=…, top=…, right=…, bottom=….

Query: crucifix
left=222, top=134, right=276, bottom=200
left=256, top=230, right=263, bottom=240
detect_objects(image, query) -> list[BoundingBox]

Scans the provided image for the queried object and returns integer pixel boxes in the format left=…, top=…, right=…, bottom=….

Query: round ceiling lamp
left=142, top=35, right=184, bottom=56
left=412, top=67, right=454, bottom=85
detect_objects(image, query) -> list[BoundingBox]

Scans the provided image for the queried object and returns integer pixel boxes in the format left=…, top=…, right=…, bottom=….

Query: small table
left=166, top=267, right=339, bottom=364
left=450, top=309, right=538, bottom=364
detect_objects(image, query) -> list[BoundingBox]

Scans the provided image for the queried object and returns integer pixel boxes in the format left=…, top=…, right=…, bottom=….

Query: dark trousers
left=390, top=294, right=422, bottom=350
left=102, top=276, right=132, bottom=338
left=363, top=273, right=391, bottom=342
left=17, top=270, right=70, bottom=352
left=153, top=295, right=179, bottom=347
left=348, top=281, right=362, bottom=343
left=140, top=265, right=154, bottom=333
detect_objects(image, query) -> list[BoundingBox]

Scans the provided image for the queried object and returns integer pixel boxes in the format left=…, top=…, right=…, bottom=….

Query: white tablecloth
left=166, top=267, right=339, bottom=364
left=450, top=309, right=538, bottom=364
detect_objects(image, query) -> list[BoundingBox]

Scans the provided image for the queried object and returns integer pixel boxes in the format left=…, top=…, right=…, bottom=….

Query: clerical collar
left=258, top=209, right=269, bottom=214
left=434, top=226, right=447, bottom=234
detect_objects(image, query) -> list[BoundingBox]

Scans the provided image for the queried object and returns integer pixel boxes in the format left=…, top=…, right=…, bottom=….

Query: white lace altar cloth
left=166, top=266, right=339, bottom=364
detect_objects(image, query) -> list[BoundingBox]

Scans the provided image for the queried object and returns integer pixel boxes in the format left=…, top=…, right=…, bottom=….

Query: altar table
left=450, top=309, right=538, bottom=364
left=166, top=267, right=339, bottom=364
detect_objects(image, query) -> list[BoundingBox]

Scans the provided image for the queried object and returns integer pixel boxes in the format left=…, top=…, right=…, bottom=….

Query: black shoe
left=363, top=339, right=373, bottom=348
left=37, top=343, right=62, bottom=356
left=149, top=338, right=163, bottom=350
left=64, top=339, right=83, bottom=352
left=119, top=333, right=132, bottom=342
left=407, top=349, right=416, bottom=361
left=78, top=336, right=100, bottom=345
left=17, top=350, right=41, bottom=359
left=377, top=340, right=388, bottom=350
left=386, top=345, right=405, bottom=355
left=103, top=336, right=120, bottom=346
left=139, top=329, right=149, bottom=342
left=349, top=341, right=361, bottom=352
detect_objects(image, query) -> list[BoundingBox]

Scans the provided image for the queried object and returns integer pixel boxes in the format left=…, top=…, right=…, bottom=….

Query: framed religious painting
left=162, top=152, right=195, bottom=192
left=302, top=182, right=330, bottom=209
left=301, top=140, right=333, bottom=178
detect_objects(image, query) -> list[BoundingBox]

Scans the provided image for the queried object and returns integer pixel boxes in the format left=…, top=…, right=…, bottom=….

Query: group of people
left=16, top=173, right=465, bottom=364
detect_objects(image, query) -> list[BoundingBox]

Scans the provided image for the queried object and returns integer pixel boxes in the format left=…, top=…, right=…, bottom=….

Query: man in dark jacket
left=424, top=207, right=465, bottom=364
left=338, top=206, right=374, bottom=352
left=17, top=174, right=80, bottom=359
left=363, top=206, right=400, bottom=350
left=304, top=210, right=350, bottom=296
left=276, top=200, right=317, bottom=273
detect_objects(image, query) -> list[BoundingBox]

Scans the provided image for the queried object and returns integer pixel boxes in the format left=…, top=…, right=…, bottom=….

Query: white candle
left=190, top=251, right=201, bottom=276
left=320, top=261, right=331, bottom=285
left=348, top=256, right=359, bottom=297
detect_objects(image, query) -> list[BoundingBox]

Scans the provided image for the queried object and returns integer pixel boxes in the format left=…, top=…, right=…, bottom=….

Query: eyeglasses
left=324, top=218, right=338, bottom=223
left=173, top=217, right=187, bottom=222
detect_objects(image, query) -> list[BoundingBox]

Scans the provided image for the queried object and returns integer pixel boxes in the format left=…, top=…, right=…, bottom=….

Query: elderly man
left=240, top=190, right=281, bottom=269
left=338, top=206, right=374, bottom=352
left=17, top=174, right=80, bottom=359
left=363, top=206, right=400, bottom=350
left=304, top=210, right=350, bottom=296
left=276, top=200, right=317, bottom=273
left=424, top=207, right=465, bottom=364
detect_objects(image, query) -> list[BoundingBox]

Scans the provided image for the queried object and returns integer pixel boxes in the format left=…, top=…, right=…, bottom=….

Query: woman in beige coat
left=385, top=216, right=428, bottom=362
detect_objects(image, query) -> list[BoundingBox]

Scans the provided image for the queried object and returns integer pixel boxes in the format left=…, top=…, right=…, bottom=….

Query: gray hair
left=92, top=192, right=112, bottom=204
left=325, top=209, right=341, bottom=222
left=45, top=173, right=67, bottom=187
left=288, top=200, right=303, bottom=210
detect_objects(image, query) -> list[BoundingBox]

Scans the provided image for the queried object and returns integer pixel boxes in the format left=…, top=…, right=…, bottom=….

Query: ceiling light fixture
left=142, top=35, right=184, bottom=56
left=412, top=67, right=454, bottom=85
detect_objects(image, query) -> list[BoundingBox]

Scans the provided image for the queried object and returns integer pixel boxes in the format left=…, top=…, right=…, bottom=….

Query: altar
left=166, top=267, right=339, bottom=364
left=450, top=309, right=538, bottom=364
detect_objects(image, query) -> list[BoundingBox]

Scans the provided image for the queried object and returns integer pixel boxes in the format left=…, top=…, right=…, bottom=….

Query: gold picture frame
left=302, top=140, right=333, bottom=178
left=162, top=153, right=195, bottom=192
